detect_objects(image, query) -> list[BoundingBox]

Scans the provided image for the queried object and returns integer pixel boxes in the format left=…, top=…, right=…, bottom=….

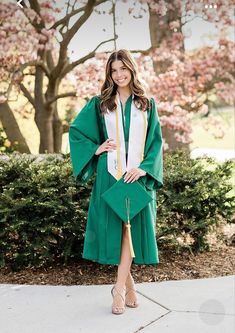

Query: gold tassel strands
left=125, top=198, right=135, bottom=258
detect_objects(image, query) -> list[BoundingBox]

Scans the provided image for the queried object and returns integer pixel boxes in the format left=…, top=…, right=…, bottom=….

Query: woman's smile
left=116, top=78, right=127, bottom=83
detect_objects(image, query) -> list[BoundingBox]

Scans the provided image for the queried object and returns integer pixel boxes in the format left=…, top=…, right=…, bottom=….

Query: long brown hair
left=100, top=49, right=150, bottom=113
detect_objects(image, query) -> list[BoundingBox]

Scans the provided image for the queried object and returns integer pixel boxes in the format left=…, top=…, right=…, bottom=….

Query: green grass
left=190, top=106, right=234, bottom=150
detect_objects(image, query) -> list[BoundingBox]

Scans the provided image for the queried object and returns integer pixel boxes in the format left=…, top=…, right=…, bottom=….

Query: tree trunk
left=148, top=3, right=189, bottom=152
left=35, top=107, right=54, bottom=153
left=34, top=78, right=63, bottom=153
left=53, top=107, right=63, bottom=153
left=0, top=102, right=30, bottom=153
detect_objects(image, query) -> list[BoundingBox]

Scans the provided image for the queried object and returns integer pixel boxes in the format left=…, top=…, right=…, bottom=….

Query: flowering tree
left=142, top=0, right=235, bottom=150
left=0, top=0, right=114, bottom=153
left=139, top=39, right=235, bottom=150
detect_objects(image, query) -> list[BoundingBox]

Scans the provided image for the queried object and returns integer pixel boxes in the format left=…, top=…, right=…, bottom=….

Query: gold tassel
left=125, top=198, right=135, bottom=258
left=125, top=221, right=135, bottom=258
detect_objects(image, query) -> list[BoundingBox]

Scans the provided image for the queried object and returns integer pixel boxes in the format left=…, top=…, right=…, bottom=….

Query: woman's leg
left=111, top=222, right=133, bottom=313
left=116, top=223, right=138, bottom=307
left=116, top=222, right=133, bottom=288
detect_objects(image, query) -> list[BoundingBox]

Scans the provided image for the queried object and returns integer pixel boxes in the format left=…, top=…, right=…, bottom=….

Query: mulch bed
left=0, top=244, right=234, bottom=286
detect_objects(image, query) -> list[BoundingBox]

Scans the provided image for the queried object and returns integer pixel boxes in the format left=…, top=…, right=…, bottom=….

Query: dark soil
left=0, top=244, right=234, bottom=286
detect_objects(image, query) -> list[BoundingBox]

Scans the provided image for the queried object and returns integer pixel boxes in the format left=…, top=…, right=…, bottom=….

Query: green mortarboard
left=102, top=177, right=152, bottom=222
left=101, top=177, right=152, bottom=258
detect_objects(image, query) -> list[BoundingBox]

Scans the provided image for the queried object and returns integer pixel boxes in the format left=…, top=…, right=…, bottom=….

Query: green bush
left=0, top=151, right=234, bottom=270
left=0, top=154, right=91, bottom=270
left=157, top=150, right=235, bottom=252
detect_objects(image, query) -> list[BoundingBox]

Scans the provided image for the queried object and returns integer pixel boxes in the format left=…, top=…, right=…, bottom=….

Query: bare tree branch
left=20, top=8, right=46, bottom=61
left=45, top=91, right=77, bottom=106
left=27, top=0, right=47, bottom=33
left=111, top=0, right=117, bottom=50
left=182, top=15, right=206, bottom=26
left=95, top=0, right=109, bottom=7
left=50, top=6, right=85, bottom=30
left=62, top=37, right=116, bottom=77
left=46, top=51, right=55, bottom=70
left=28, top=0, right=41, bottom=17
left=50, top=0, right=108, bottom=30
left=61, top=0, right=96, bottom=49
left=6, top=79, right=14, bottom=100
left=51, top=0, right=97, bottom=80
left=129, top=47, right=153, bottom=55
left=99, top=46, right=153, bottom=56
left=19, top=61, right=50, bottom=77
left=19, top=83, right=36, bottom=107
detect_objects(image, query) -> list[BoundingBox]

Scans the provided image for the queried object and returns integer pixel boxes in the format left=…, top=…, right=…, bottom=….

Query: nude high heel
left=111, top=285, right=126, bottom=315
left=125, top=283, right=139, bottom=308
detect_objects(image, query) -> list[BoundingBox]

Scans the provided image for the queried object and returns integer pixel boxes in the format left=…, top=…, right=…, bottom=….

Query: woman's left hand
left=124, top=168, right=146, bottom=183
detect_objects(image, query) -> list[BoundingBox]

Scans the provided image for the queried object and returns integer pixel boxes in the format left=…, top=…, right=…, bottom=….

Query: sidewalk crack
left=133, top=310, right=171, bottom=333
left=137, top=290, right=170, bottom=311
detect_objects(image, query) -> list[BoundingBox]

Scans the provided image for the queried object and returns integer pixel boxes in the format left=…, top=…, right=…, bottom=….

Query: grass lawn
left=190, top=106, right=234, bottom=150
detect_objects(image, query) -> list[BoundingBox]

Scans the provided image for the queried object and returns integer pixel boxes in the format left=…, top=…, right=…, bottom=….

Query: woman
left=69, top=49, right=163, bottom=315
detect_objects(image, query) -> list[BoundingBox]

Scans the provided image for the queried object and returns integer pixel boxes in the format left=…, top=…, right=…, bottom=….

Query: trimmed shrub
left=0, top=154, right=90, bottom=270
left=157, top=151, right=235, bottom=252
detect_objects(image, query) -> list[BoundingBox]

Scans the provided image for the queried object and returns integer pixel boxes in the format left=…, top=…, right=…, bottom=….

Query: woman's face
left=111, top=60, right=132, bottom=88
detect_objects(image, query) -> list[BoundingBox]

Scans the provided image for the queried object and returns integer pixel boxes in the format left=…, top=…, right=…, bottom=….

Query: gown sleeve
left=138, top=98, right=163, bottom=191
left=69, top=96, right=102, bottom=184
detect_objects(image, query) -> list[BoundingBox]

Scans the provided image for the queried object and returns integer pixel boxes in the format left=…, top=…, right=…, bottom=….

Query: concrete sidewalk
left=0, top=275, right=234, bottom=333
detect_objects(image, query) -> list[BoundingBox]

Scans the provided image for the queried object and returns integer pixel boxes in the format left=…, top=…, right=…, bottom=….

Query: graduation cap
left=101, top=177, right=152, bottom=258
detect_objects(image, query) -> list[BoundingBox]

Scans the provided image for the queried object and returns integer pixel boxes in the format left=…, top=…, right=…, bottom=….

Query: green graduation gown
left=69, top=95, right=163, bottom=265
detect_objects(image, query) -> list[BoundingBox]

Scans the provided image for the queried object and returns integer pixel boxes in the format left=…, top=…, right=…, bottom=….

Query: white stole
left=104, top=94, right=148, bottom=180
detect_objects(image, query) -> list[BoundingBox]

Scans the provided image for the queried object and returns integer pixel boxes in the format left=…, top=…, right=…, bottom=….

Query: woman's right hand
left=95, top=138, right=117, bottom=156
